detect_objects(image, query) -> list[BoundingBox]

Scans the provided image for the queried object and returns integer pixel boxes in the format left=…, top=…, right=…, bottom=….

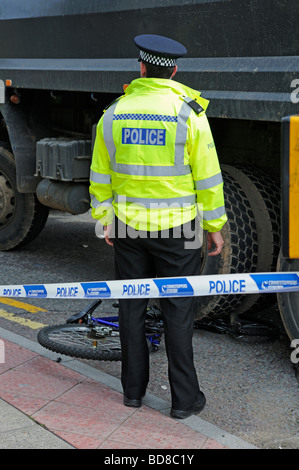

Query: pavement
left=0, top=327, right=257, bottom=450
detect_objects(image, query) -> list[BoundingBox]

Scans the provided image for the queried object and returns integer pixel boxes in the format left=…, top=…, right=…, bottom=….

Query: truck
left=0, top=0, right=298, bottom=340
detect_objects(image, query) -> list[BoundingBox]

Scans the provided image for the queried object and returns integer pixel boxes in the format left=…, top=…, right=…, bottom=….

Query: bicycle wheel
left=37, top=324, right=122, bottom=361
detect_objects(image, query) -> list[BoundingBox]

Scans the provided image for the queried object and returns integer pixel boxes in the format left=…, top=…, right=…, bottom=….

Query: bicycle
left=37, top=298, right=279, bottom=361
left=37, top=300, right=164, bottom=361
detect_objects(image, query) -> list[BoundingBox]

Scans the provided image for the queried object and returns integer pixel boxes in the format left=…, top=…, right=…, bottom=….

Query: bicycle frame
left=90, top=315, right=163, bottom=349
left=66, top=299, right=164, bottom=351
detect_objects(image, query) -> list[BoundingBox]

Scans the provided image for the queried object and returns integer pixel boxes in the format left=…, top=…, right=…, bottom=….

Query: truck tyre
left=221, top=164, right=280, bottom=318
left=0, top=144, right=49, bottom=251
left=277, top=253, right=299, bottom=341
left=195, top=164, right=281, bottom=322
left=195, top=165, right=259, bottom=320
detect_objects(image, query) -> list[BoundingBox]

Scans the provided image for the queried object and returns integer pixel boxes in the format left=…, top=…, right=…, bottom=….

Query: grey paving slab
left=0, top=399, right=73, bottom=449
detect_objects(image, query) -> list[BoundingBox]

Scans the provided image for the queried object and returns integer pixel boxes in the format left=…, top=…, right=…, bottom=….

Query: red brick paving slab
left=14, top=355, right=86, bottom=383
left=32, top=401, right=125, bottom=440
left=56, top=380, right=137, bottom=417
left=107, top=407, right=208, bottom=449
left=31, top=379, right=213, bottom=449
left=49, top=430, right=105, bottom=449
left=0, top=340, right=38, bottom=373
left=98, top=440, right=148, bottom=449
left=0, top=339, right=229, bottom=449
left=0, top=391, right=49, bottom=415
left=0, top=367, right=82, bottom=400
left=0, top=353, right=87, bottom=401
left=202, top=439, right=227, bottom=449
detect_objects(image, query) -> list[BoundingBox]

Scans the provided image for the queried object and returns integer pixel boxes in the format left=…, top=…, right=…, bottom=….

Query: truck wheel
left=0, top=145, right=49, bottom=251
left=221, top=164, right=280, bottom=318
left=277, top=253, right=299, bottom=341
left=195, top=165, right=259, bottom=320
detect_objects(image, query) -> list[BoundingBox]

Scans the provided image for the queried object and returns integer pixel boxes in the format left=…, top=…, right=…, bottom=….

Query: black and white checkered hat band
left=139, top=50, right=176, bottom=67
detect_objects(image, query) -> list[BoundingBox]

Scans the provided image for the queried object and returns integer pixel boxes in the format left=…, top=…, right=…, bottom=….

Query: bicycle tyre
left=37, top=324, right=122, bottom=361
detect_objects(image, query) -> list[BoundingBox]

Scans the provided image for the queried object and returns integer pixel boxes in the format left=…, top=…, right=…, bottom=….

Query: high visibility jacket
left=90, top=78, right=227, bottom=232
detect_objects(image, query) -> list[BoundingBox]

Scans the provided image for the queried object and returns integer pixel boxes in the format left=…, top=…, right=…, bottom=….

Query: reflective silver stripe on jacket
left=90, top=170, right=111, bottom=185
left=102, top=100, right=192, bottom=177
left=114, top=194, right=196, bottom=208
left=90, top=194, right=113, bottom=209
left=103, top=101, right=118, bottom=167
left=174, top=100, right=192, bottom=166
left=203, top=206, right=226, bottom=221
left=194, top=173, right=223, bottom=191
left=110, top=162, right=191, bottom=177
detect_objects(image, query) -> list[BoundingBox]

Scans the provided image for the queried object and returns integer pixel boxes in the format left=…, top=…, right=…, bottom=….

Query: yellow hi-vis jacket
left=90, top=78, right=227, bottom=232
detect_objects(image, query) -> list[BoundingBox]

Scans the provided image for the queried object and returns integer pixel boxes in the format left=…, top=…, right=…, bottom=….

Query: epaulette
left=103, top=95, right=123, bottom=113
left=183, top=96, right=205, bottom=114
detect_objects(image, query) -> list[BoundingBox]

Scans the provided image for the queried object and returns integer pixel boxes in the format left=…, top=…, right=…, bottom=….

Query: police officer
left=90, top=34, right=227, bottom=419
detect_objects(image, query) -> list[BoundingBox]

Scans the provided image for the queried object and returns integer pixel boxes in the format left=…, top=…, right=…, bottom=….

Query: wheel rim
left=48, top=325, right=121, bottom=352
left=0, top=172, right=15, bottom=228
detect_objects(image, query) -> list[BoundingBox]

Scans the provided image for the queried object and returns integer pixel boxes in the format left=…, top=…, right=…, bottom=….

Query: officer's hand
left=207, top=231, right=224, bottom=256
left=104, top=225, right=114, bottom=247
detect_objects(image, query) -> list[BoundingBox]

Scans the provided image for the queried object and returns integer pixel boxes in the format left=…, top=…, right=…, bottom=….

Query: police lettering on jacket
left=122, top=128, right=166, bottom=146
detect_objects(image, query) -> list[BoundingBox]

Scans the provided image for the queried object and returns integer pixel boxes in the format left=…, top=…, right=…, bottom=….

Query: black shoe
left=123, top=396, right=143, bottom=408
left=170, top=392, right=206, bottom=419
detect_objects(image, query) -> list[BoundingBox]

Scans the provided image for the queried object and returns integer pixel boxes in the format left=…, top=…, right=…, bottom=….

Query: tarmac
left=0, top=327, right=258, bottom=450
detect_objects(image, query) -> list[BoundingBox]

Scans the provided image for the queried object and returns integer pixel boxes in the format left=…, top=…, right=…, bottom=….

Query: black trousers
left=113, top=217, right=202, bottom=411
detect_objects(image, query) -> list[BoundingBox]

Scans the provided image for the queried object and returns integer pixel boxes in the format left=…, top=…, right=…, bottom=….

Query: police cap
left=134, top=34, right=187, bottom=67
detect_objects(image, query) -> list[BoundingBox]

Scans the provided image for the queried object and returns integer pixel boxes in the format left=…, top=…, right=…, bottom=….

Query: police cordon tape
left=0, top=272, right=299, bottom=300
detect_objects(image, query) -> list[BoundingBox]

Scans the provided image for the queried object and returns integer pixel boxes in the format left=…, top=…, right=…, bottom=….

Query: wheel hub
left=92, top=326, right=113, bottom=337
left=0, top=173, right=15, bottom=227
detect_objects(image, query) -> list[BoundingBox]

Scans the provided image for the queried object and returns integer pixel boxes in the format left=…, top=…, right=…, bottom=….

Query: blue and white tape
left=0, top=272, right=298, bottom=300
